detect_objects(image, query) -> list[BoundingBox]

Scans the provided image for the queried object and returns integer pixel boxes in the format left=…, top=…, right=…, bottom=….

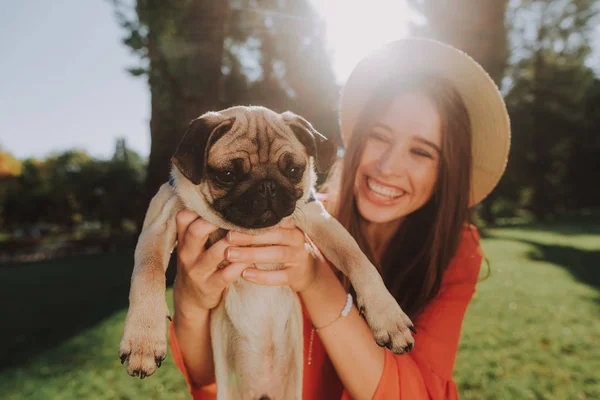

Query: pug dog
left=118, top=106, right=415, bottom=399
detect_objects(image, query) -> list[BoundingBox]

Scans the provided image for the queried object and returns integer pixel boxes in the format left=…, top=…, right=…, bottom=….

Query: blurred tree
left=35, top=150, right=92, bottom=228
left=568, top=78, right=600, bottom=210
left=2, top=151, right=89, bottom=230
left=0, top=149, right=23, bottom=226
left=2, top=160, right=46, bottom=229
left=407, top=0, right=509, bottom=223
left=112, top=0, right=230, bottom=218
left=224, top=0, right=340, bottom=144
left=71, top=138, right=146, bottom=232
left=103, top=138, right=146, bottom=232
left=0, top=139, right=146, bottom=233
left=502, top=0, right=597, bottom=219
left=407, top=0, right=509, bottom=85
left=0, top=149, right=22, bottom=177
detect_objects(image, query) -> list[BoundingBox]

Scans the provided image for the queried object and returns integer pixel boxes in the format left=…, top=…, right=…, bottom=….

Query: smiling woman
left=328, top=70, right=475, bottom=317
left=305, top=38, right=509, bottom=399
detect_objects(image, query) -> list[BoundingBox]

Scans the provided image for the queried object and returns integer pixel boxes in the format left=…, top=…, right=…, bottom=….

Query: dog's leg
left=212, top=281, right=302, bottom=400
left=119, top=182, right=184, bottom=378
left=211, top=298, right=237, bottom=400
left=293, top=201, right=415, bottom=353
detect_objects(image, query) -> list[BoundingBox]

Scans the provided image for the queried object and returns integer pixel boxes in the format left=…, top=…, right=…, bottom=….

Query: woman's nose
left=377, top=147, right=403, bottom=176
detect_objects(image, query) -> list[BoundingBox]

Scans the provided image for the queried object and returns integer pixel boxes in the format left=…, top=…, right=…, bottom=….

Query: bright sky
left=0, top=1, right=150, bottom=161
left=1, top=1, right=597, bottom=161
left=309, top=0, right=414, bottom=82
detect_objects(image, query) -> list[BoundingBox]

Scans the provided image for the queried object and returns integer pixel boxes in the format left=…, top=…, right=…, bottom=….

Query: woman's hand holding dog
left=226, top=218, right=322, bottom=293
left=174, top=209, right=249, bottom=316
left=174, top=209, right=323, bottom=318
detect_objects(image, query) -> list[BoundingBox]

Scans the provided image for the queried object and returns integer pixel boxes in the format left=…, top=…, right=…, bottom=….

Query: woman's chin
left=356, top=200, right=400, bottom=224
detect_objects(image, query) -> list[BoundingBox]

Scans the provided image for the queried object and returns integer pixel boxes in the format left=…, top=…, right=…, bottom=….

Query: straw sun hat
left=339, top=37, right=511, bottom=207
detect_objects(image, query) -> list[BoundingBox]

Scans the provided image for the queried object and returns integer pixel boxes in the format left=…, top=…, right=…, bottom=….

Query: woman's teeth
left=367, top=177, right=405, bottom=199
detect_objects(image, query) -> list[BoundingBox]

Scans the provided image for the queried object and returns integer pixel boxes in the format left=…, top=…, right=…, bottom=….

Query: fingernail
left=227, top=231, right=238, bottom=242
left=227, top=248, right=240, bottom=260
left=242, top=269, right=256, bottom=279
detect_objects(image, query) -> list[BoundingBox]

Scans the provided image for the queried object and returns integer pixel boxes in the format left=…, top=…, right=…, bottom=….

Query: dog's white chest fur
left=225, top=279, right=296, bottom=344
left=212, top=273, right=304, bottom=399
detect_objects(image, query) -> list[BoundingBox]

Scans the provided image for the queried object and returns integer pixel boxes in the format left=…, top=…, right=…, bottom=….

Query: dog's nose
left=258, top=397, right=271, bottom=400
left=258, top=180, right=277, bottom=198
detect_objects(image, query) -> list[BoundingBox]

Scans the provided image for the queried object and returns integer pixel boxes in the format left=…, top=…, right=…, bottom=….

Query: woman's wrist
left=173, top=295, right=211, bottom=326
left=299, top=259, right=350, bottom=329
left=313, top=292, right=353, bottom=330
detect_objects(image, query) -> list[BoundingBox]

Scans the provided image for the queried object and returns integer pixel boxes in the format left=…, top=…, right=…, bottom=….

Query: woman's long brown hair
left=323, top=73, right=473, bottom=319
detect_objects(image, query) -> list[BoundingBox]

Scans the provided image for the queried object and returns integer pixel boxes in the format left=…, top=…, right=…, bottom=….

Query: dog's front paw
left=356, top=290, right=416, bottom=354
left=119, top=308, right=167, bottom=379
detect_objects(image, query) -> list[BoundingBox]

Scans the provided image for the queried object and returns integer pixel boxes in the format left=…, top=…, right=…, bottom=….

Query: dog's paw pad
left=119, top=334, right=167, bottom=379
left=357, top=293, right=415, bottom=355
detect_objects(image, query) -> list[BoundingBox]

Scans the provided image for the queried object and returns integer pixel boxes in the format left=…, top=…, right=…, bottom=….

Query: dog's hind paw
left=356, top=289, right=415, bottom=355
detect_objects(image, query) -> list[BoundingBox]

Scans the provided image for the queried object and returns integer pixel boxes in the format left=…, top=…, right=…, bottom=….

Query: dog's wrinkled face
left=171, top=106, right=335, bottom=229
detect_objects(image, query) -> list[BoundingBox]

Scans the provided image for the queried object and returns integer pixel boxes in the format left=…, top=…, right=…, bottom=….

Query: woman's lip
left=362, top=176, right=406, bottom=206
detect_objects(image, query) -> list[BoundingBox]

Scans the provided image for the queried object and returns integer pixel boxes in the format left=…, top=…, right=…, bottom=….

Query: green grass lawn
left=0, top=223, right=598, bottom=399
left=455, top=223, right=600, bottom=399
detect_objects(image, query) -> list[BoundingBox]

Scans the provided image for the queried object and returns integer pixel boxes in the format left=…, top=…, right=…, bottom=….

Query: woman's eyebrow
left=371, top=123, right=394, bottom=132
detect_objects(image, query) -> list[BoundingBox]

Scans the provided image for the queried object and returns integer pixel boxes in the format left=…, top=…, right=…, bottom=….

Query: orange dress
left=169, top=224, right=483, bottom=399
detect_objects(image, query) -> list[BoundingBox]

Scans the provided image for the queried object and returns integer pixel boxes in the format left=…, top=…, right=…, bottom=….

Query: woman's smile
left=362, top=175, right=407, bottom=206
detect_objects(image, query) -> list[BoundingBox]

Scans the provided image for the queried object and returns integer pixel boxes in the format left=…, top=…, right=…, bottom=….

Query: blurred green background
left=1, top=0, right=599, bottom=399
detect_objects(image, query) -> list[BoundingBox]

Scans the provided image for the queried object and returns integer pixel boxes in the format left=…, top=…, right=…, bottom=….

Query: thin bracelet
left=313, top=293, right=353, bottom=331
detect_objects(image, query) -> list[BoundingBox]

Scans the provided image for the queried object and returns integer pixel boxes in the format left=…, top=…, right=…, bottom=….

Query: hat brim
left=339, top=38, right=511, bottom=207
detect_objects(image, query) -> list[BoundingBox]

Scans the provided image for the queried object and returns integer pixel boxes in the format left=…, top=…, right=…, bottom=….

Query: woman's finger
left=209, top=262, right=250, bottom=288
left=196, top=237, right=231, bottom=273
left=179, top=216, right=220, bottom=265
left=241, top=267, right=291, bottom=286
left=228, top=227, right=304, bottom=247
left=226, top=245, right=305, bottom=265
left=175, top=209, right=200, bottom=247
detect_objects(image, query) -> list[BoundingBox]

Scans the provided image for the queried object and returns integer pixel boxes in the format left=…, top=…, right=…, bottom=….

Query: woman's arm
left=299, top=260, right=387, bottom=400
left=172, top=307, right=215, bottom=386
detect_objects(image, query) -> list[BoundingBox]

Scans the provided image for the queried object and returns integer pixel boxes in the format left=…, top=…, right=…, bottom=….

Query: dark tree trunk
left=141, top=1, right=230, bottom=219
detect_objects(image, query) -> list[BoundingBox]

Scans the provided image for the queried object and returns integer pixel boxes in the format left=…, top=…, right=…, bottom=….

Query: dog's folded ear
left=282, top=111, right=337, bottom=173
left=171, top=112, right=235, bottom=184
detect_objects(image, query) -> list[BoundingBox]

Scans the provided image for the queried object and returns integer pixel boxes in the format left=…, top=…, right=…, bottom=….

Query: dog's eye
left=286, top=166, right=303, bottom=181
left=215, top=170, right=236, bottom=184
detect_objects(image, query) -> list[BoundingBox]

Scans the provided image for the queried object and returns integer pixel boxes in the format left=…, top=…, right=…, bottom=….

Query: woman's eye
left=216, top=170, right=236, bottom=184
left=412, top=148, right=433, bottom=159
